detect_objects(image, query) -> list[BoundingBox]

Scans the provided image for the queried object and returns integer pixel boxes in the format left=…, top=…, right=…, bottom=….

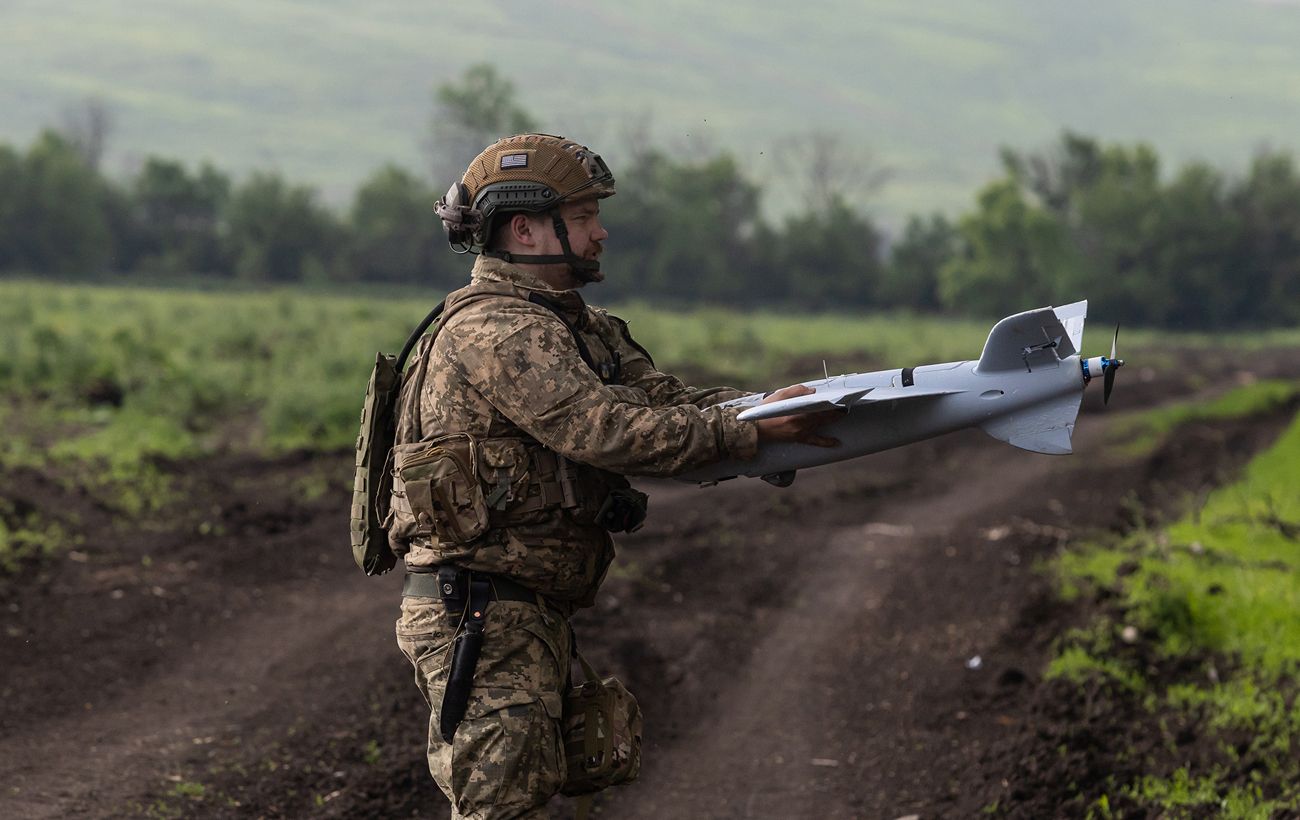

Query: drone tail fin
left=979, top=394, right=1081, bottom=455
left=1055, top=299, right=1088, bottom=355
left=975, top=300, right=1087, bottom=374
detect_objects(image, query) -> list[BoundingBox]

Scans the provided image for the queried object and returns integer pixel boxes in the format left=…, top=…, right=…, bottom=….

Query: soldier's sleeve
left=448, top=302, right=758, bottom=478
left=592, top=311, right=753, bottom=409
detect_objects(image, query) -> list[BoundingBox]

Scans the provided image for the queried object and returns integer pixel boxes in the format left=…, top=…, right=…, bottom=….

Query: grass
left=1046, top=644, right=1144, bottom=694
left=0, top=278, right=998, bottom=567
left=611, top=302, right=995, bottom=382
left=1054, top=396, right=1300, bottom=814
left=1110, top=378, right=1300, bottom=455
left=0, top=276, right=1219, bottom=473
left=1, top=276, right=1294, bottom=572
left=0, top=278, right=999, bottom=471
left=0, top=500, right=79, bottom=573
left=0, top=276, right=1253, bottom=471
left=1127, top=769, right=1279, bottom=820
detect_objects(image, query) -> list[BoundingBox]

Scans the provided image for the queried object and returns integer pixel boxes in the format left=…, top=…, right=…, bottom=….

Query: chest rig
left=384, top=280, right=647, bottom=557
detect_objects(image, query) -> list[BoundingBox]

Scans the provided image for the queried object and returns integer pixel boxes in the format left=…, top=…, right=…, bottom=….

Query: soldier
left=391, top=134, right=835, bottom=818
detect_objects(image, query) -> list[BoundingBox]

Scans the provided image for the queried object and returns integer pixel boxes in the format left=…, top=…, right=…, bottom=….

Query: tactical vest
left=351, top=279, right=647, bottom=577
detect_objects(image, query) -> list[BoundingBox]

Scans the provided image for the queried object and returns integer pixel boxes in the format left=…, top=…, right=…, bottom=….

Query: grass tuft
left=1110, top=379, right=1298, bottom=455
left=1052, top=403, right=1300, bottom=812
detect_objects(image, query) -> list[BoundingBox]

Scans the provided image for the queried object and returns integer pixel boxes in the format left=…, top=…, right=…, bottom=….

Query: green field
left=0, top=278, right=1070, bottom=537
left=0, top=277, right=997, bottom=546
left=3, top=277, right=1293, bottom=472
left=1053, top=382, right=1300, bottom=816
left=6, top=1, right=1300, bottom=220
left=2, top=277, right=1294, bottom=567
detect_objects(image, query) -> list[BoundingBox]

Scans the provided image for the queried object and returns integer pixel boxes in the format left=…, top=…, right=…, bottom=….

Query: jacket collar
left=471, top=255, right=589, bottom=327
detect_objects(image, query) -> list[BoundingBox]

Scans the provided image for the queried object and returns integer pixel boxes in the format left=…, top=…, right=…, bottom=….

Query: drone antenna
left=823, top=359, right=830, bottom=382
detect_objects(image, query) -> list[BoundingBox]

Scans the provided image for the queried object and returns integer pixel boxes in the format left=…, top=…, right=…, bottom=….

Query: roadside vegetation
left=1050, top=382, right=1300, bottom=817
left=0, top=278, right=993, bottom=571
left=0, top=278, right=986, bottom=462
left=1110, top=379, right=1300, bottom=456
left=3, top=277, right=1296, bottom=577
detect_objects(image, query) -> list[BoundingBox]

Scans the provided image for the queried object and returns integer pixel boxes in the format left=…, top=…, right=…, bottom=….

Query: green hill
left=5, top=0, right=1300, bottom=223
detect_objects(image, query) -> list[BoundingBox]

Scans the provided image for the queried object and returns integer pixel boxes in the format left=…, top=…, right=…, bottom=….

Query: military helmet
left=436, top=134, right=615, bottom=252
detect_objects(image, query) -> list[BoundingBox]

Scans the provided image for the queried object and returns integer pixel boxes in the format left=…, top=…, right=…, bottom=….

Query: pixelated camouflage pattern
left=560, top=662, right=642, bottom=796
left=400, top=255, right=758, bottom=605
left=397, top=598, right=571, bottom=819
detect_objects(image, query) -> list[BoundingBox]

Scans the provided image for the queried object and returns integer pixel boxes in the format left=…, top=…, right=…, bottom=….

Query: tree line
left=3, top=71, right=1298, bottom=330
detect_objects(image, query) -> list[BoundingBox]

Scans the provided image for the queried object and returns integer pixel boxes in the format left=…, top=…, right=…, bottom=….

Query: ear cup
left=439, top=182, right=468, bottom=212
left=437, top=182, right=479, bottom=249
left=447, top=225, right=472, bottom=247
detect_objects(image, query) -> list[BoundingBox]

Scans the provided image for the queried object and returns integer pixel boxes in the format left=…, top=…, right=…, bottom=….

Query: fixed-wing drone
left=683, top=300, right=1123, bottom=486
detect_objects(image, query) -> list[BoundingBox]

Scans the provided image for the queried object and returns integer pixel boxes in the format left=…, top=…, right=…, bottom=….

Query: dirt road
left=1, top=350, right=1295, bottom=818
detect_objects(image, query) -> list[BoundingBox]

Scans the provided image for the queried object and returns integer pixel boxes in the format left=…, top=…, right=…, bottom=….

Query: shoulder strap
left=606, top=313, right=656, bottom=369
left=395, top=278, right=529, bottom=374
left=528, top=292, right=598, bottom=374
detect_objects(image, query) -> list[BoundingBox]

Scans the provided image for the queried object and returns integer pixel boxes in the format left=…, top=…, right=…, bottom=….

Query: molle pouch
left=387, top=443, right=423, bottom=543
left=568, top=466, right=649, bottom=534
left=476, top=438, right=533, bottom=515
left=395, top=433, right=490, bottom=545
left=595, top=486, right=648, bottom=533
left=560, top=654, right=643, bottom=797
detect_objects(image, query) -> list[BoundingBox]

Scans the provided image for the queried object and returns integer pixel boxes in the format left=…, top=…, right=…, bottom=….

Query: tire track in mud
left=1, top=566, right=403, bottom=818
left=605, top=430, right=1092, bottom=819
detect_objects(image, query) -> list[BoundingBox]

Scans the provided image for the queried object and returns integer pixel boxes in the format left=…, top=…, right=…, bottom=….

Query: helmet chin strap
left=483, top=212, right=601, bottom=282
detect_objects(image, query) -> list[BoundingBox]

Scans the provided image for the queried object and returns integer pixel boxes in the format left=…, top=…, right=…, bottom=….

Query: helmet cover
left=437, top=134, right=615, bottom=251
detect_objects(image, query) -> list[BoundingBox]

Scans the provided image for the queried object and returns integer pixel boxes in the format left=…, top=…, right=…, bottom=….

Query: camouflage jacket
left=397, top=256, right=758, bottom=606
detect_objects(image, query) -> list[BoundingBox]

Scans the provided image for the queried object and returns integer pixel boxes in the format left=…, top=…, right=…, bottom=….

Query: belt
left=403, top=567, right=541, bottom=604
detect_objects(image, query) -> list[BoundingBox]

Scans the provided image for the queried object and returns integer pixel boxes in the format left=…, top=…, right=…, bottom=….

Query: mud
left=1, top=350, right=1297, bottom=819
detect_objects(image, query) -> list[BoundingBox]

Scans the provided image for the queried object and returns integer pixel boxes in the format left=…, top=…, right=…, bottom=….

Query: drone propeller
left=1103, top=324, right=1123, bottom=405
left=1080, top=323, right=1125, bottom=405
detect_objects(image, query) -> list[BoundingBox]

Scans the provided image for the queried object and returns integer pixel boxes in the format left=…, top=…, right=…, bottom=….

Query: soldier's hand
left=754, top=384, right=840, bottom=448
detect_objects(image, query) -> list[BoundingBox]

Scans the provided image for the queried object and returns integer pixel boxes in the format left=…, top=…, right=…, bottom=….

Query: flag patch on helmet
left=500, top=153, right=529, bottom=169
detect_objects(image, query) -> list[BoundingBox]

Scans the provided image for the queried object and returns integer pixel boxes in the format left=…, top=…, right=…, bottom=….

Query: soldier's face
left=549, top=199, right=608, bottom=263
left=521, top=200, right=608, bottom=286
left=515, top=199, right=609, bottom=287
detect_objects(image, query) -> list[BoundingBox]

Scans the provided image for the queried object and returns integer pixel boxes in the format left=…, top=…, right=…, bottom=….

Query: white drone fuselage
left=682, top=300, right=1095, bottom=485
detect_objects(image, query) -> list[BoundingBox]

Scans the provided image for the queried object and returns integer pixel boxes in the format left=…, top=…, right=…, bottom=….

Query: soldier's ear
left=508, top=212, right=538, bottom=247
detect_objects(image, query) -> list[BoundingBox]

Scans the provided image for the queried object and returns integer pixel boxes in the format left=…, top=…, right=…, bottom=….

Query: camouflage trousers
left=397, top=594, right=573, bottom=819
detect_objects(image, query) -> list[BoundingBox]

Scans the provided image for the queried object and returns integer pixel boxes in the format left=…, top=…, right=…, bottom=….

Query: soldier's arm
left=449, top=304, right=758, bottom=477
left=591, top=311, right=751, bottom=409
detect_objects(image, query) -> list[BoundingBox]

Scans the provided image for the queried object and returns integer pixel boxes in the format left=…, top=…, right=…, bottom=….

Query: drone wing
left=736, top=385, right=957, bottom=421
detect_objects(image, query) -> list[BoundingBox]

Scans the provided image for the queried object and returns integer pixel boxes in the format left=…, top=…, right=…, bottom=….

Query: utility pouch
left=477, top=439, right=534, bottom=515
left=554, top=461, right=650, bottom=534
left=560, top=654, right=643, bottom=796
left=397, top=433, right=490, bottom=546
left=595, top=486, right=649, bottom=534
